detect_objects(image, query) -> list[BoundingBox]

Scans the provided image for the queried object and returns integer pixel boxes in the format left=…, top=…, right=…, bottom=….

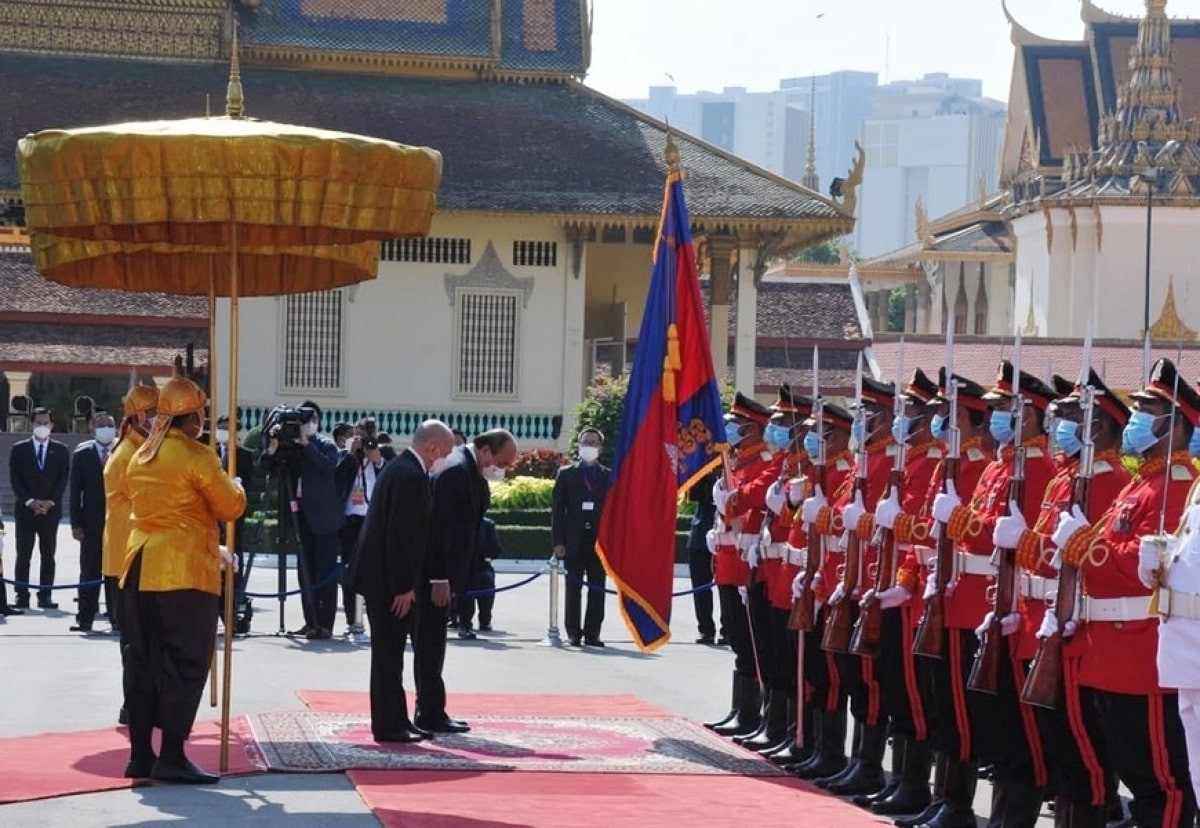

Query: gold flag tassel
left=667, top=322, right=682, bottom=371
left=662, top=355, right=677, bottom=403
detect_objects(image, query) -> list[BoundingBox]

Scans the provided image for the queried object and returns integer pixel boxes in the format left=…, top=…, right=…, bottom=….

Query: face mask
left=989, top=410, right=1015, bottom=445
left=94, top=426, right=116, bottom=446
left=803, top=431, right=821, bottom=458
left=482, top=465, right=507, bottom=482
left=1190, top=428, right=1200, bottom=459
left=579, top=445, right=601, bottom=463
left=849, top=419, right=866, bottom=451
left=724, top=422, right=744, bottom=446
left=891, top=414, right=917, bottom=445
left=32, top=425, right=50, bottom=440
left=930, top=413, right=949, bottom=443
left=303, top=422, right=319, bottom=437
left=1054, top=419, right=1083, bottom=458
left=764, top=423, right=791, bottom=450
left=1123, top=410, right=1167, bottom=456
left=215, top=428, right=229, bottom=445
left=429, top=455, right=449, bottom=476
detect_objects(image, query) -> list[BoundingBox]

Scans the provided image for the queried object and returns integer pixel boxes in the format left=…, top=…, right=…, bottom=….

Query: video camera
left=264, top=404, right=316, bottom=448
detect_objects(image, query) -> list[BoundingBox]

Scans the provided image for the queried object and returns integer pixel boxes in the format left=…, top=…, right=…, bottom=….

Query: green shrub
left=489, top=509, right=552, bottom=527
left=489, top=476, right=554, bottom=509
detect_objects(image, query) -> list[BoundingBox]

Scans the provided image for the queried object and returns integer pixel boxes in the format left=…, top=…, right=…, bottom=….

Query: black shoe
left=416, top=716, right=471, bottom=734
left=583, top=638, right=605, bottom=648
left=118, top=705, right=129, bottom=725
left=715, top=636, right=729, bottom=646
left=70, top=620, right=94, bottom=632
left=374, top=725, right=430, bottom=744
left=569, top=635, right=582, bottom=647
left=38, top=599, right=59, bottom=610
left=695, top=634, right=715, bottom=645
left=457, top=627, right=477, bottom=640
left=479, top=624, right=493, bottom=632
left=124, top=755, right=157, bottom=778
left=150, top=758, right=219, bottom=784
left=14, top=597, right=29, bottom=609
left=0, top=606, right=24, bottom=616
left=305, top=626, right=332, bottom=640
left=288, top=624, right=314, bottom=637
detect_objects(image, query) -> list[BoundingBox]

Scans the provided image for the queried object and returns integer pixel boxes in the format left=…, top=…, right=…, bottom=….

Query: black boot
left=766, top=699, right=810, bottom=764
left=995, top=779, right=1043, bottom=828
left=1053, top=797, right=1108, bottom=828
left=1103, top=769, right=1125, bottom=825
left=744, top=688, right=788, bottom=750
left=791, top=707, right=848, bottom=779
left=123, top=713, right=156, bottom=778
left=828, top=722, right=888, bottom=796
left=703, top=671, right=742, bottom=730
left=895, top=750, right=945, bottom=827
left=874, top=738, right=933, bottom=816
left=816, top=719, right=863, bottom=788
left=151, top=732, right=219, bottom=785
left=713, top=675, right=761, bottom=737
left=855, top=733, right=905, bottom=807
left=732, top=686, right=770, bottom=744
left=916, top=758, right=977, bottom=828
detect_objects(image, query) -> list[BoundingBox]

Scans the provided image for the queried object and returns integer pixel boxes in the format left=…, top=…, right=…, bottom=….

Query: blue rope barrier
left=1, top=576, right=104, bottom=590
left=560, top=566, right=715, bottom=598
left=457, top=571, right=542, bottom=599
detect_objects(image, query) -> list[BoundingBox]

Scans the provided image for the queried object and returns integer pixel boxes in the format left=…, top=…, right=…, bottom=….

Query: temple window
left=281, top=289, right=346, bottom=393
left=954, top=266, right=969, bottom=335
left=512, top=240, right=558, bottom=267
left=973, top=268, right=989, bottom=335
left=381, top=236, right=471, bottom=264
left=455, top=289, right=520, bottom=399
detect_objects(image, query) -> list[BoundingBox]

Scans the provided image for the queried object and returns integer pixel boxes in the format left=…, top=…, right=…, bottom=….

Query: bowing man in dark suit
left=417, top=428, right=518, bottom=733
left=69, top=409, right=116, bottom=632
left=10, top=407, right=71, bottom=609
left=353, top=420, right=455, bottom=743
left=552, top=428, right=611, bottom=647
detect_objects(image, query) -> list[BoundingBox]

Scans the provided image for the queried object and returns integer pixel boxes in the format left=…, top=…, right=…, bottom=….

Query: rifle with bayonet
left=790, top=347, right=824, bottom=632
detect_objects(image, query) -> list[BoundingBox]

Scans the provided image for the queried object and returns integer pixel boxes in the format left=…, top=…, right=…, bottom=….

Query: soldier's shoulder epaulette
left=1026, top=447, right=1045, bottom=459
left=966, top=447, right=986, bottom=462
left=1172, top=464, right=1195, bottom=482
left=760, top=450, right=774, bottom=461
left=1093, top=459, right=1113, bottom=475
left=927, top=446, right=943, bottom=459
left=835, top=458, right=852, bottom=472
left=886, top=443, right=902, bottom=458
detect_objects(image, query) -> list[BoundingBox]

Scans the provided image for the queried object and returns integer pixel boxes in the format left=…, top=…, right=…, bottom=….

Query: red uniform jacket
left=714, top=442, right=781, bottom=586
left=767, top=452, right=808, bottom=609
left=788, top=450, right=854, bottom=603
left=877, top=440, right=943, bottom=609
left=820, top=439, right=894, bottom=598
left=1071, top=452, right=1196, bottom=695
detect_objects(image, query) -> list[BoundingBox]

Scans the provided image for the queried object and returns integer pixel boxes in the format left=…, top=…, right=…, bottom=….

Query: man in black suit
left=68, top=408, right=116, bottom=632
left=456, top=516, right=501, bottom=635
left=215, top=416, right=255, bottom=631
left=687, top=471, right=724, bottom=645
left=353, top=420, right=455, bottom=743
left=417, top=428, right=518, bottom=733
left=10, top=407, right=71, bottom=609
left=552, top=428, right=611, bottom=647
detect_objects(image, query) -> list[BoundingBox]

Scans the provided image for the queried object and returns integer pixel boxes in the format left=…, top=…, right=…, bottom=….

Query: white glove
left=745, top=543, right=760, bottom=569
left=705, top=528, right=717, bottom=556
left=1138, top=535, right=1176, bottom=589
left=1000, top=613, right=1022, bottom=636
left=787, top=477, right=806, bottom=507
left=737, top=585, right=749, bottom=605
left=877, top=586, right=912, bottom=609
left=812, top=572, right=824, bottom=594
left=1035, top=610, right=1076, bottom=640
left=828, top=581, right=846, bottom=606
left=765, top=482, right=787, bottom=516
left=932, top=489, right=961, bottom=525
left=791, top=571, right=807, bottom=599
left=875, top=488, right=902, bottom=530
left=842, top=492, right=866, bottom=534
left=922, top=576, right=939, bottom=601
left=233, top=476, right=244, bottom=491
left=974, top=611, right=994, bottom=640
left=993, top=506, right=1027, bottom=549
left=712, top=479, right=732, bottom=516
left=218, top=545, right=236, bottom=570
left=1052, top=505, right=1089, bottom=551
left=801, top=496, right=827, bottom=528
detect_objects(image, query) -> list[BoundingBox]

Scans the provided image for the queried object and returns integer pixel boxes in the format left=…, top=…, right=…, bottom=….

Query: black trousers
left=121, top=554, right=217, bottom=759
left=297, top=518, right=339, bottom=632
left=15, top=511, right=58, bottom=601
left=877, top=606, right=930, bottom=742
left=564, top=544, right=606, bottom=641
left=413, top=584, right=449, bottom=725
left=1035, top=656, right=1110, bottom=807
left=688, top=545, right=717, bottom=638
left=76, top=531, right=103, bottom=623
left=805, top=613, right=844, bottom=713
left=1086, top=688, right=1195, bottom=828
left=719, top=584, right=757, bottom=679
left=456, top=563, right=496, bottom=629
left=830, top=602, right=882, bottom=725
left=365, top=597, right=414, bottom=737
left=987, top=646, right=1043, bottom=787
left=104, top=576, right=123, bottom=630
left=930, top=628, right=998, bottom=762
left=339, top=515, right=365, bottom=626
left=769, top=607, right=797, bottom=694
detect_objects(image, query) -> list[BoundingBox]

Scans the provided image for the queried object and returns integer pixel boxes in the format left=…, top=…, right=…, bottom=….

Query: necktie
left=36, top=443, right=44, bottom=471
left=99, top=446, right=108, bottom=465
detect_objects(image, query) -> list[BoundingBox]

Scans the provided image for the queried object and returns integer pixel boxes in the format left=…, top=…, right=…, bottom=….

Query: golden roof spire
left=802, top=76, right=819, bottom=192
left=226, top=21, right=245, bottom=119
left=1149, top=275, right=1197, bottom=341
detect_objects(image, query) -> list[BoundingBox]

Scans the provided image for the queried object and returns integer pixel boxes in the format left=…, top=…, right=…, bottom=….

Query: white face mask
left=303, top=422, right=319, bottom=437
left=216, top=428, right=229, bottom=445
left=32, top=425, right=50, bottom=440
left=579, top=445, right=601, bottom=463
left=429, top=455, right=449, bottom=476
left=482, top=465, right=506, bottom=482
left=94, top=426, right=116, bottom=446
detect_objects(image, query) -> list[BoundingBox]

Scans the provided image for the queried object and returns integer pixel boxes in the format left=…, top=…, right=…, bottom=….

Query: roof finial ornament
left=226, top=19, right=245, bottom=119
left=665, top=122, right=680, bottom=172
left=802, top=76, right=820, bottom=192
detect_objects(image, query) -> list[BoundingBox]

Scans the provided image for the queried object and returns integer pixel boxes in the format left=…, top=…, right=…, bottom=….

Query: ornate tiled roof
left=752, top=282, right=864, bottom=340
left=931, top=222, right=1012, bottom=255
left=0, top=53, right=849, bottom=238
left=0, top=320, right=206, bottom=369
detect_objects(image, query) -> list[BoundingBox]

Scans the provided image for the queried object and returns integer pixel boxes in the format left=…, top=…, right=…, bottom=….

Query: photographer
left=337, top=423, right=391, bottom=637
left=355, top=417, right=397, bottom=461
left=258, top=400, right=343, bottom=640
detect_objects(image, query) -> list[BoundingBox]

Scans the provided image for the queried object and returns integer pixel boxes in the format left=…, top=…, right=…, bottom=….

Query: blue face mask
left=850, top=418, right=867, bottom=450
left=989, top=410, right=1015, bottom=445
left=1122, top=410, right=1166, bottom=456
left=891, top=414, right=921, bottom=444
left=725, top=422, right=744, bottom=446
left=1190, top=428, right=1200, bottom=458
left=765, top=423, right=791, bottom=451
left=930, top=413, right=949, bottom=443
left=803, top=430, right=822, bottom=458
left=1054, top=419, right=1083, bottom=458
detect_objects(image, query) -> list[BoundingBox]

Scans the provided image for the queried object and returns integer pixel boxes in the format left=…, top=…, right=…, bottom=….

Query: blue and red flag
left=595, top=159, right=727, bottom=652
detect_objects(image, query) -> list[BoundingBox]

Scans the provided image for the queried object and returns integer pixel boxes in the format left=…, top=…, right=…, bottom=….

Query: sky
left=586, top=0, right=1200, bottom=102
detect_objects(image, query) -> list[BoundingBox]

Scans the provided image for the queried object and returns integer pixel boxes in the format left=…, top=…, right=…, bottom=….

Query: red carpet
left=296, top=690, right=667, bottom=718
left=0, top=717, right=263, bottom=804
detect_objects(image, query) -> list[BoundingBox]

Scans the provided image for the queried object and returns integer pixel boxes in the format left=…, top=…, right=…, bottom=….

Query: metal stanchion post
left=540, top=556, right=563, bottom=648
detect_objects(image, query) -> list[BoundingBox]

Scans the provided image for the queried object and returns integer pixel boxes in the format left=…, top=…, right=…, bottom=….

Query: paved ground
left=0, top=526, right=1061, bottom=826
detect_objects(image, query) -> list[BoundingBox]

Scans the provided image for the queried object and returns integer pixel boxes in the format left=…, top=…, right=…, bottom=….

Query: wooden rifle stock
left=821, top=476, right=867, bottom=653
left=789, top=463, right=825, bottom=632
left=913, top=455, right=958, bottom=658
left=850, top=468, right=903, bottom=656
left=967, top=475, right=1024, bottom=694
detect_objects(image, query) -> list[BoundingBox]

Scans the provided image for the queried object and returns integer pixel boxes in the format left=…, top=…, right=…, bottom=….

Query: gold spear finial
left=665, top=121, right=680, bottom=171
left=226, top=20, right=245, bottom=119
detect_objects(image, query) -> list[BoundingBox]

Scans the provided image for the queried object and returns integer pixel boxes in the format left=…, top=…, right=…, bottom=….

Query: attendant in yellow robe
left=120, top=377, right=246, bottom=784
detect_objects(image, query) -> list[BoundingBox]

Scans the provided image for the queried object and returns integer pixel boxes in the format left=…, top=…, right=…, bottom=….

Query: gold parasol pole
left=220, top=223, right=239, bottom=773
left=209, top=272, right=219, bottom=709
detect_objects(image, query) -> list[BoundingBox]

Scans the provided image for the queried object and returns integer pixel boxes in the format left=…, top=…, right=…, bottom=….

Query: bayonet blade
left=812, top=345, right=820, bottom=402
left=1081, top=317, right=1094, bottom=388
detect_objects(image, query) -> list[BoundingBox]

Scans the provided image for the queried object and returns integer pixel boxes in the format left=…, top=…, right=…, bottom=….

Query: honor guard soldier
left=705, top=393, right=780, bottom=739
left=993, top=369, right=1130, bottom=825
left=1052, top=358, right=1199, bottom=828
left=805, top=374, right=896, bottom=796
left=786, top=401, right=856, bottom=780
left=930, top=361, right=1057, bottom=827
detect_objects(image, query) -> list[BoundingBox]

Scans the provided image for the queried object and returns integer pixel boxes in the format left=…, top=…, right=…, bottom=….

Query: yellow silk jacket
left=121, top=429, right=247, bottom=595
left=101, top=430, right=143, bottom=579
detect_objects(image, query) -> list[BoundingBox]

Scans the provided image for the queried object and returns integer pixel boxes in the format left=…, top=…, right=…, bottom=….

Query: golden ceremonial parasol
left=16, top=41, right=442, bottom=771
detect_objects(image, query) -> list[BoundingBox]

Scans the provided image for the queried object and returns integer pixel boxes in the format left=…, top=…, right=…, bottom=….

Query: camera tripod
left=271, top=464, right=319, bottom=635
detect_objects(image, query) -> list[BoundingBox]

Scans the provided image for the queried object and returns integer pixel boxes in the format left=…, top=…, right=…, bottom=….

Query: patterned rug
left=244, top=711, right=785, bottom=776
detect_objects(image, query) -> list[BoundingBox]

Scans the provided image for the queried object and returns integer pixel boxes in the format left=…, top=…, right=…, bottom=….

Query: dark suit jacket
left=69, top=440, right=108, bottom=536
left=687, top=472, right=717, bottom=550
left=216, top=442, right=254, bottom=555
left=476, top=517, right=502, bottom=564
left=258, top=433, right=344, bottom=536
left=551, top=462, right=610, bottom=556
left=10, top=437, right=70, bottom=520
left=428, top=445, right=490, bottom=590
left=353, top=449, right=432, bottom=602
